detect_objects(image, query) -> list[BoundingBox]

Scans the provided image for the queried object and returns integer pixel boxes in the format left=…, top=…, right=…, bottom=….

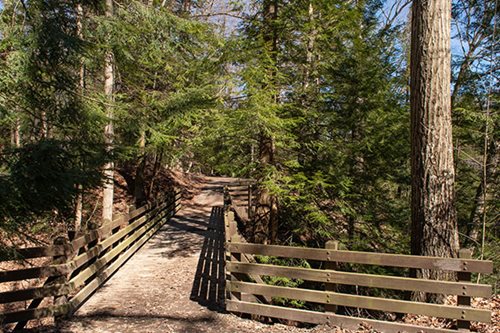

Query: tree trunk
left=467, top=139, right=499, bottom=245
left=74, top=2, right=84, bottom=232
left=254, top=134, right=277, bottom=244
left=410, top=0, right=459, bottom=301
left=254, top=0, right=279, bottom=245
left=102, top=0, right=115, bottom=224
left=11, top=116, right=20, bottom=147
left=134, top=130, right=147, bottom=206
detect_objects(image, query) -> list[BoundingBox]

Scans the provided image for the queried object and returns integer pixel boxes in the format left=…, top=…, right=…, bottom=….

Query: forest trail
left=61, top=177, right=312, bottom=333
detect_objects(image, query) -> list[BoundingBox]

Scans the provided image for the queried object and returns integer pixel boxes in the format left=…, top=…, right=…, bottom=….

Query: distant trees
left=0, top=0, right=224, bottom=237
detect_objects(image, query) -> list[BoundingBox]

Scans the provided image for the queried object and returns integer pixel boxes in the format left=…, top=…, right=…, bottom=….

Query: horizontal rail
left=0, top=264, right=69, bottom=283
left=226, top=262, right=491, bottom=297
left=68, top=206, right=172, bottom=289
left=0, top=245, right=72, bottom=262
left=227, top=281, right=491, bottom=323
left=1, top=303, right=70, bottom=325
left=0, top=191, right=180, bottom=328
left=226, top=300, right=459, bottom=333
left=68, top=204, right=175, bottom=311
left=0, top=283, right=70, bottom=304
left=0, top=198, right=179, bottom=284
left=68, top=200, right=172, bottom=273
left=71, top=193, right=180, bottom=251
left=227, top=242, right=493, bottom=273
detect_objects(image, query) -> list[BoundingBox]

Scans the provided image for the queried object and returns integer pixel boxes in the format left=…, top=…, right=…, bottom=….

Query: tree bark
left=102, top=0, right=115, bottom=223
left=410, top=0, right=459, bottom=300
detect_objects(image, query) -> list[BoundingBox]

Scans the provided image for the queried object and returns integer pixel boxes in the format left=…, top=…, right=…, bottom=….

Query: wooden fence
left=223, top=186, right=493, bottom=333
left=0, top=189, right=182, bottom=330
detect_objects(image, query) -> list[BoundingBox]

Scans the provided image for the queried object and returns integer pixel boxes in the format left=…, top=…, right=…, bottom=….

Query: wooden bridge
left=0, top=178, right=494, bottom=332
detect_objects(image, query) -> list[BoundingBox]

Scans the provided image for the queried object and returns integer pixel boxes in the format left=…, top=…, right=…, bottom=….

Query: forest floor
left=50, top=175, right=498, bottom=333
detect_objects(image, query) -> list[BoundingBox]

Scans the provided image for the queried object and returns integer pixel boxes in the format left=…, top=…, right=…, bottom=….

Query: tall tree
left=102, top=0, right=115, bottom=223
left=253, top=0, right=279, bottom=244
left=410, top=0, right=459, bottom=290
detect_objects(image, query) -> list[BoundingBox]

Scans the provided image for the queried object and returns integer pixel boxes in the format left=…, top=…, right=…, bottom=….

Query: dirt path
left=61, top=177, right=318, bottom=333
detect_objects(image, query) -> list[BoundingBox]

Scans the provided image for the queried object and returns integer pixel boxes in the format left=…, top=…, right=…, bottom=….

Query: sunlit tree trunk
left=134, top=130, right=147, bottom=206
left=410, top=0, right=459, bottom=301
left=74, top=2, right=85, bottom=232
left=102, top=0, right=115, bottom=223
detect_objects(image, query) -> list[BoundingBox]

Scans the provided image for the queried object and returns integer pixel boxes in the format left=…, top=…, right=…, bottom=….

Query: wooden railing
left=0, top=189, right=182, bottom=330
left=225, top=182, right=255, bottom=220
left=222, top=187, right=493, bottom=333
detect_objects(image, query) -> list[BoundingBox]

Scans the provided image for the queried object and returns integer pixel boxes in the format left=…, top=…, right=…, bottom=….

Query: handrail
left=222, top=186, right=493, bottom=332
left=0, top=188, right=182, bottom=330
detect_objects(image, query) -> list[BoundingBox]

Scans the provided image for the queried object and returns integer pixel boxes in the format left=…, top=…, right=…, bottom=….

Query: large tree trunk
left=410, top=0, right=459, bottom=300
left=102, top=0, right=115, bottom=223
left=253, top=0, right=279, bottom=244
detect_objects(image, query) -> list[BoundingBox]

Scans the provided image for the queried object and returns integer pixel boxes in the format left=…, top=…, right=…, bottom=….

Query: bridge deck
left=61, top=178, right=304, bottom=333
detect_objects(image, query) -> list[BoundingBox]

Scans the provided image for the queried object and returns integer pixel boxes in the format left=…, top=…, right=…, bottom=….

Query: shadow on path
left=190, top=206, right=226, bottom=312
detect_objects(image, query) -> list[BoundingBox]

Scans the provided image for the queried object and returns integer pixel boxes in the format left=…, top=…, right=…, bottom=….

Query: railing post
left=225, top=211, right=241, bottom=302
left=174, top=186, right=182, bottom=214
left=325, top=240, right=339, bottom=314
left=457, top=248, right=472, bottom=331
left=247, top=184, right=253, bottom=219
left=53, top=236, right=72, bottom=323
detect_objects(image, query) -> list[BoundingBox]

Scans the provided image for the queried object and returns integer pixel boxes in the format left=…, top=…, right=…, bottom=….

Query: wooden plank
left=227, top=281, right=491, bottom=323
left=226, top=262, right=491, bottom=297
left=0, top=245, right=72, bottom=262
left=228, top=243, right=493, bottom=274
left=68, top=207, right=172, bottom=289
left=68, top=203, right=165, bottom=273
left=0, top=264, right=69, bottom=283
left=0, top=303, right=71, bottom=324
left=71, top=196, right=174, bottom=251
left=226, top=300, right=460, bottom=333
left=68, top=205, right=173, bottom=312
left=0, top=283, right=71, bottom=304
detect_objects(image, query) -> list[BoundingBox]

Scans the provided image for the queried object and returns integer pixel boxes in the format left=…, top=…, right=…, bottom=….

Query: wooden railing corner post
left=53, top=236, right=72, bottom=323
left=325, top=240, right=339, bottom=315
left=457, top=248, right=473, bottom=331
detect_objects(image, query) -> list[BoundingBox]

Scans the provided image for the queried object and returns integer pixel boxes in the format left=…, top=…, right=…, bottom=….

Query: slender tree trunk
left=254, top=0, right=278, bottom=244
left=304, top=1, right=317, bottom=91
left=410, top=0, right=459, bottom=301
left=11, top=116, right=20, bottom=147
left=134, top=130, right=147, bottom=206
left=102, top=0, right=115, bottom=223
left=467, top=136, right=499, bottom=245
left=74, top=3, right=85, bottom=232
